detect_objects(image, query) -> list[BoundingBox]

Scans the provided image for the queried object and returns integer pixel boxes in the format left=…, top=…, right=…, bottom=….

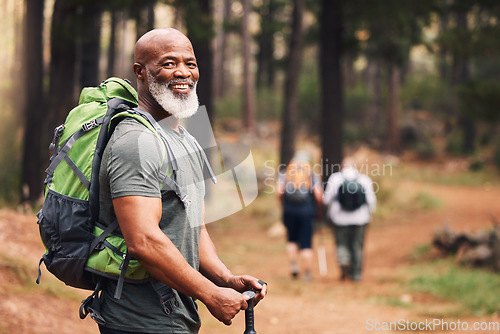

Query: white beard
left=147, top=71, right=200, bottom=119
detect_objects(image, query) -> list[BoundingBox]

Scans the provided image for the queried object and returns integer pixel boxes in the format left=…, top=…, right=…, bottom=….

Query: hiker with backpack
left=97, top=28, right=267, bottom=334
left=277, top=151, right=323, bottom=281
left=37, top=28, right=267, bottom=334
left=323, top=157, right=377, bottom=282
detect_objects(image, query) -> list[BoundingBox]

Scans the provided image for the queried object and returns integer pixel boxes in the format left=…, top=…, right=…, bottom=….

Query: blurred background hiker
left=277, top=151, right=323, bottom=281
left=323, top=157, right=377, bottom=282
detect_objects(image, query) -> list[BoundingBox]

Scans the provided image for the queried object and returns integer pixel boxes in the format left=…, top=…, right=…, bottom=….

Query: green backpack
left=36, top=77, right=213, bottom=323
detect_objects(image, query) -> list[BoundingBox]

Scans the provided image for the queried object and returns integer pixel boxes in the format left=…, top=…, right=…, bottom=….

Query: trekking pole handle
left=243, top=291, right=256, bottom=334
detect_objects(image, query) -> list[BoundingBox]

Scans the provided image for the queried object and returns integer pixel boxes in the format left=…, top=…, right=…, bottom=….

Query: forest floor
left=1, top=150, right=500, bottom=334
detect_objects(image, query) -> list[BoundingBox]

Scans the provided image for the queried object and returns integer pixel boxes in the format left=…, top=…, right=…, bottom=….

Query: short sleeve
left=106, top=121, right=164, bottom=199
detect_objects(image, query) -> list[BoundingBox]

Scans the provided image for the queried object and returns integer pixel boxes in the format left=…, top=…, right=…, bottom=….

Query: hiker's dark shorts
left=283, top=211, right=313, bottom=249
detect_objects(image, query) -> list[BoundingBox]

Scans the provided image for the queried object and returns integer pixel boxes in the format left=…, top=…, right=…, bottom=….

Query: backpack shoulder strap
left=128, top=109, right=193, bottom=207
left=89, top=98, right=139, bottom=222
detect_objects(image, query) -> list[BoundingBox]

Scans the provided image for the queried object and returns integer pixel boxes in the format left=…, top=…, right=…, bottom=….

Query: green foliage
left=214, top=93, right=242, bottom=119
left=214, top=87, right=282, bottom=122
left=410, top=259, right=500, bottom=315
left=468, top=156, right=485, bottom=171
left=343, top=122, right=366, bottom=145
left=446, top=130, right=465, bottom=156
left=343, top=84, right=374, bottom=144
left=458, top=79, right=500, bottom=123
left=256, top=87, right=283, bottom=120
left=348, top=0, right=433, bottom=66
left=412, top=191, right=443, bottom=210
left=345, top=84, right=372, bottom=121
left=401, top=74, right=457, bottom=115
left=414, top=140, right=437, bottom=160
left=397, top=159, right=500, bottom=186
left=409, top=243, right=432, bottom=261
left=298, top=58, right=320, bottom=130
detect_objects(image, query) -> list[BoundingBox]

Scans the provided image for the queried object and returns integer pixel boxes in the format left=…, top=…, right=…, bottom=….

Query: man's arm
left=198, top=224, right=267, bottom=304
left=113, top=195, right=249, bottom=325
left=198, top=204, right=267, bottom=304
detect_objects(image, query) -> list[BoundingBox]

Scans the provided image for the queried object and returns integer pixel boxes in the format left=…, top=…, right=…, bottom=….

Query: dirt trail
left=0, top=180, right=499, bottom=334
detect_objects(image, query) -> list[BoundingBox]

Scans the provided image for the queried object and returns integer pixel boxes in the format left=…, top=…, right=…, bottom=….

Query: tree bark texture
left=184, top=0, right=215, bottom=123
left=279, top=0, right=304, bottom=166
left=21, top=0, right=45, bottom=203
left=47, top=0, right=78, bottom=135
left=242, top=0, right=256, bottom=133
left=78, top=3, right=102, bottom=88
left=386, top=65, right=401, bottom=154
left=256, top=0, right=277, bottom=88
left=453, top=9, right=475, bottom=154
left=320, top=0, right=343, bottom=182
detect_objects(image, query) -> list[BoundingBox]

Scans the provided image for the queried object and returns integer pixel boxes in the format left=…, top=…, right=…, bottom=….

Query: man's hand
left=202, top=287, right=250, bottom=326
left=226, top=275, right=268, bottom=305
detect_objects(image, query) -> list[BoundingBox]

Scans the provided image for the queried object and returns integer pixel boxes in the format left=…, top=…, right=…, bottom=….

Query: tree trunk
left=320, top=0, right=343, bottom=182
left=78, top=3, right=102, bottom=88
left=213, top=0, right=230, bottom=98
left=107, top=9, right=117, bottom=78
left=46, top=0, right=78, bottom=143
left=438, top=11, right=450, bottom=82
left=453, top=9, right=475, bottom=154
left=386, top=65, right=401, bottom=154
left=279, top=0, right=304, bottom=166
left=184, top=0, right=215, bottom=123
left=256, top=0, right=277, bottom=88
left=21, top=0, right=44, bottom=203
left=242, top=0, right=256, bottom=133
left=366, top=58, right=382, bottom=136
left=116, top=10, right=132, bottom=80
left=132, top=0, right=156, bottom=40
left=147, top=2, right=155, bottom=31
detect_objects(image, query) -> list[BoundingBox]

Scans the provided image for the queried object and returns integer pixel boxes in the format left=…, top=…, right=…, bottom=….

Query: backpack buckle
left=160, top=294, right=179, bottom=315
left=180, top=194, right=191, bottom=208
left=49, top=124, right=65, bottom=150
left=82, top=120, right=98, bottom=132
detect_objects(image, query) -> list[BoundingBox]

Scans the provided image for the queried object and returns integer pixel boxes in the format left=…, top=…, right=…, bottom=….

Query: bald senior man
left=96, top=28, right=266, bottom=334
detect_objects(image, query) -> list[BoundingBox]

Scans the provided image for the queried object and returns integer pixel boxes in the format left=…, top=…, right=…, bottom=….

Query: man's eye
left=187, top=63, right=197, bottom=68
left=164, top=62, right=175, bottom=67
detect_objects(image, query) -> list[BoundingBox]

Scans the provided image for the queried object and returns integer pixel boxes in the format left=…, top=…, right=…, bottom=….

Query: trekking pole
left=317, top=220, right=328, bottom=277
left=243, top=290, right=256, bottom=334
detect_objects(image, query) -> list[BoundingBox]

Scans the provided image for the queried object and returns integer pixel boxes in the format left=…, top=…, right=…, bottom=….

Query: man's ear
left=133, top=63, right=145, bottom=80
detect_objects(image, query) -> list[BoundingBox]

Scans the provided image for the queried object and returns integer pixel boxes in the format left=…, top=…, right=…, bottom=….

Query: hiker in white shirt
left=323, top=157, right=376, bottom=281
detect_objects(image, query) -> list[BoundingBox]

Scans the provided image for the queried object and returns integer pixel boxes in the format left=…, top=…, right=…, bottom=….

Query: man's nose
left=174, top=64, right=191, bottom=78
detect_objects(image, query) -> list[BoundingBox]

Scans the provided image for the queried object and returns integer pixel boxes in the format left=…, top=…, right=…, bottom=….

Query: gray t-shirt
left=98, top=117, right=205, bottom=333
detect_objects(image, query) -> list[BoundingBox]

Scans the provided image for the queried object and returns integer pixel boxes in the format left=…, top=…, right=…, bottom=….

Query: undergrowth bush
left=410, top=259, right=500, bottom=315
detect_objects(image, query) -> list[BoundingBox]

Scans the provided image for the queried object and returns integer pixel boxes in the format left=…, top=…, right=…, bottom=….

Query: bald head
left=133, top=28, right=200, bottom=121
left=134, top=28, right=194, bottom=65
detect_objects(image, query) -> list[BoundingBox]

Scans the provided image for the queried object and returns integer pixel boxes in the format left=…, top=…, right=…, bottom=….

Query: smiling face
left=147, top=69, right=199, bottom=119
left=134, top=28, right=200, bottom=119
